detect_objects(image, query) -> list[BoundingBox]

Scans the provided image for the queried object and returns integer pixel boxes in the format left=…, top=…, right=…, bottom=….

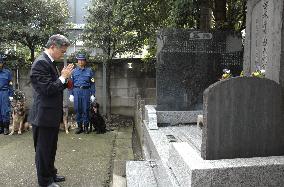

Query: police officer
left=69, top=54, right=96, bottom=134
left=0, top=54, right=13, bottom=135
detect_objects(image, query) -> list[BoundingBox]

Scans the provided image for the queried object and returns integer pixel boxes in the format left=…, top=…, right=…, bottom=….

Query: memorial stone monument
left=156, top=29, right=242, bottom=112
left=244, top=0, right=284, bottom=86
left=155, top=28, right=242, bottom=126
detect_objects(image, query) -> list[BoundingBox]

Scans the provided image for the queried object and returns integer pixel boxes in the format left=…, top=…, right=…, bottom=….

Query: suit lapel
left=42, top=53, right=59, bottom=78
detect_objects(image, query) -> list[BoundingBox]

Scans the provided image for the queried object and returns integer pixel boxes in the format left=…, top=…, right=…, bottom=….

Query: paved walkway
left=0, top=123, right=135, bottom=187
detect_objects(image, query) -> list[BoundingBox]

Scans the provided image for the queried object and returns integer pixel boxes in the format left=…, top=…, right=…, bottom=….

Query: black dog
left=89, top=103, right=106, bottom=134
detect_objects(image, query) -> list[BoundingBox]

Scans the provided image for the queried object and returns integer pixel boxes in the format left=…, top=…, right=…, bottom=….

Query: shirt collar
left=44, top=51, right=54, bottom=62
left=78, top=66, right=86, bottom=70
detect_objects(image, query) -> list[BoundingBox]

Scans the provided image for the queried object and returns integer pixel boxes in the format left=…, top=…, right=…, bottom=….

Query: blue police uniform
left=69, top=54, right=96, bottom=134
left=0, top=55, right=13, bottom=135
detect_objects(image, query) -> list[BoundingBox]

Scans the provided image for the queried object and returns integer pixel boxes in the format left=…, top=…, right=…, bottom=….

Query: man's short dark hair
left=45, top=34, right=70, bottom=48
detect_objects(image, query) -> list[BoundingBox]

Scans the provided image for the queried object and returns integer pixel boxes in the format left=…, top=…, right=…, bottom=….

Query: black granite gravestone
left=156, top=28, right=243, bottom=111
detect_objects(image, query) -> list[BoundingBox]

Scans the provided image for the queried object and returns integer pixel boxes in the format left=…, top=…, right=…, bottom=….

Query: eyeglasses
left=58, top=48, right=67, bottom=54
left=54, top=46, right=67, bottom=54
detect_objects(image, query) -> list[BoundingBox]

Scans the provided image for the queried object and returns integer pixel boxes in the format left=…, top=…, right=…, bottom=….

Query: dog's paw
left=18, top=131, right=22, bottom=135
left=65, top=130, right=69, bottom=134
left=8, top=132, right=14, bottom=136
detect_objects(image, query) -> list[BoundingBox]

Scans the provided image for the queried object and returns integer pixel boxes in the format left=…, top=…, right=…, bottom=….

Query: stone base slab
left=126, top=161, right=157, bottom=187
left=157, top=110, right=203, bottom=125
left=169, top=142, right=284, bottom=187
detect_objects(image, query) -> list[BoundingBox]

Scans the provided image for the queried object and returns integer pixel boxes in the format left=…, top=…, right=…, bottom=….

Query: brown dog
left=59, top=107, right=74, bottom=134
left=9, top=100, right=30, bottom=135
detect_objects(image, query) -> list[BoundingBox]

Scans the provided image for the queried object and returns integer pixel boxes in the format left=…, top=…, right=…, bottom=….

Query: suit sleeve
left=30, top=60, right=65, bottom=96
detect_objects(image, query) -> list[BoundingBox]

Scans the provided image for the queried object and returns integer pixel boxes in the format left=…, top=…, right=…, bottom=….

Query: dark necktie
left=52, top=62, right=60, bottom=77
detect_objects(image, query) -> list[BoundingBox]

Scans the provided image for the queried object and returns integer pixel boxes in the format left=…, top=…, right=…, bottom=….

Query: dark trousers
left=32, top=125, right=59, bottom=186
left=74, top=88, right=91, bottom=125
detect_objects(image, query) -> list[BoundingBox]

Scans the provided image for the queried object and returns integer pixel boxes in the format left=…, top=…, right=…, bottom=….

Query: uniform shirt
left=0, top=68, right=13, bottom=96
left=69, top=67, right=96, bottom=95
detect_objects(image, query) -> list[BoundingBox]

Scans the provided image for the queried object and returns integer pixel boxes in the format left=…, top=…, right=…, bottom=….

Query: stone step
left=126, top=161, right=157, bottom=187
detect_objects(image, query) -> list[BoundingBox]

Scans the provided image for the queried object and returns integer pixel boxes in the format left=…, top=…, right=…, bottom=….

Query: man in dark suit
left=29, top=34, right=74, bottom=187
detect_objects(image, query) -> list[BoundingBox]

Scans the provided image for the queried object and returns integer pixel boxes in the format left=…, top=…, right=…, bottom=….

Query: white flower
left=260, top=69, right=265, bottom=74
left=223, top=69, right=230, bottom=74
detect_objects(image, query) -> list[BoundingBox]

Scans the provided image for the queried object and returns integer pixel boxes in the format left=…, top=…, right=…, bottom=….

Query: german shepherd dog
left=9, top=91, right=30, bottom=135
left=89, top=103, right=106, bottom=134
left=59, top=106, right=71, bottom=134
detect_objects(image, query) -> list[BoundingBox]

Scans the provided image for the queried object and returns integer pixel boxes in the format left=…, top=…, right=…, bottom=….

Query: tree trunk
left=213, top=0, right=227, bottom=29
left=200, top=0, right=211, bottom=31
left=102, top=60, right=111, bottom=118
left=106, top=61, right=111, bottom=117
left=30, top=47, right=35, bottom=62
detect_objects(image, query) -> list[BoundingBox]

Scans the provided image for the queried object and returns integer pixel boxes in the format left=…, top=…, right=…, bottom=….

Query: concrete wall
left=14, top=60, right=156, bottom=117
left=96, top=60, right=156, bottom=116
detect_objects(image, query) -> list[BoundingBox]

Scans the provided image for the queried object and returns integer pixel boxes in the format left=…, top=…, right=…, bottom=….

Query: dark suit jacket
left=29, top=52, right=66, bottom=127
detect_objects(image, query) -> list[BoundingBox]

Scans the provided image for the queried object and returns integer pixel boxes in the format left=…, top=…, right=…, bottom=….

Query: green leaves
left=0, top=0, right=69, bottom=61
left=83, top=0, right=144, bottom=61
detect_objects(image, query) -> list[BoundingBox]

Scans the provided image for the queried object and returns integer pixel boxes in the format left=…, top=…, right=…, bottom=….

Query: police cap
left=0, top=54, right=7, bottom=64
left=76, top=54, right=86, bottom=60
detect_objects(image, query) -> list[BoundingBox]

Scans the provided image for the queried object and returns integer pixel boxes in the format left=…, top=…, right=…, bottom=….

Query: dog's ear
left=11, top=101, right=16, bottom=108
